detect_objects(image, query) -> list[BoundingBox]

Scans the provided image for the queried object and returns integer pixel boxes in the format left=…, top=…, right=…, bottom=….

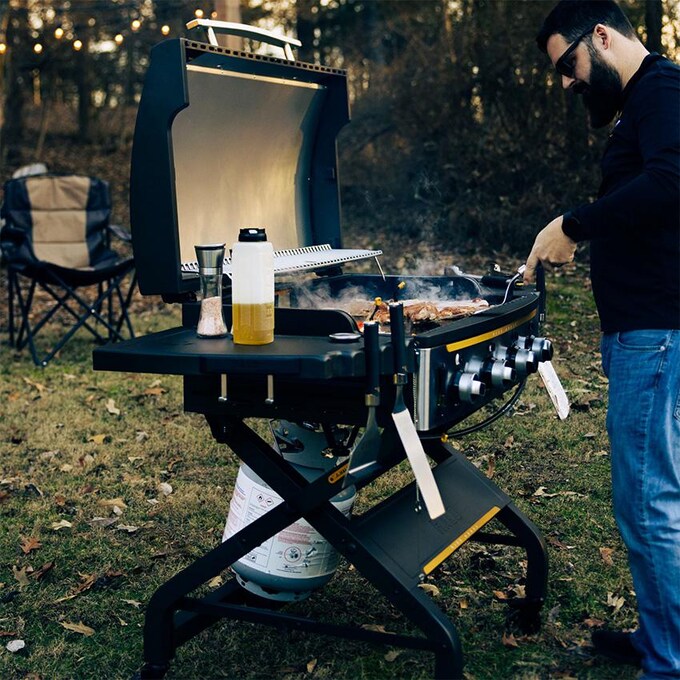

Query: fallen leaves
left=87, top=434, right=110, bottom=445
left=599, top=547, right=614, bottom=566
left=20, top=536, right=42, bottom=555
left=532, top=486, right=587, bottom=499
left=582, top=617, right=605, bottom=629
left=51, top=519, right=73, bottom=531
left=55, top=573, right=97, bottom=603
left=13, top=566, right=31, bottom=588
left=23, top=377, right=49, bottom=396
left=417, top=583, right=440, bottom=597
left=105, top=398, right=121, bottom=416
left=606, top=592, right=625, bottom=613
left=32, top=562, right=55, bottom=581
left=59, top=620, right=95, bottom=637
left=55, top=570, right=124, bottom=603
left=501, top=631, right=519, bottom=648
left=99, top=497, right=127, bottom=510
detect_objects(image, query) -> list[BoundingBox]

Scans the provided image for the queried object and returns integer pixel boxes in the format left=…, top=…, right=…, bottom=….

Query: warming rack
left=180, top=243, right=384, bottom=277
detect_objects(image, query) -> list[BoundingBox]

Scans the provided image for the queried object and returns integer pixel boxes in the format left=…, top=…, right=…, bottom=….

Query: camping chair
left=0, top=174, right=136, bottom=366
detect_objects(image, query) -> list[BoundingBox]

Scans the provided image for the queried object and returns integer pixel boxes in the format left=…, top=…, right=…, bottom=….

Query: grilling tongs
left=344, top=320, right=382, bottom=486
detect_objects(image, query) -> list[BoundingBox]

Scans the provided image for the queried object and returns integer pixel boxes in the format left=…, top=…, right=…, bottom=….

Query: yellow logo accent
left=445, top=310, right=537, bottom=353
left=328, top=462, right=349, bottom=484
left=423, top=506, right=502, bottom=575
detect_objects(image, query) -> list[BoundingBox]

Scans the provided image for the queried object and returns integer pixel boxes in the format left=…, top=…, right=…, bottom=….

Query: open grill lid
left=131, top=37, right=379, bottom=296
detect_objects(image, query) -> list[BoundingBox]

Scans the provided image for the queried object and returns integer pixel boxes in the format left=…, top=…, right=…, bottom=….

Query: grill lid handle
left=186, top=19, right=302, bottom=60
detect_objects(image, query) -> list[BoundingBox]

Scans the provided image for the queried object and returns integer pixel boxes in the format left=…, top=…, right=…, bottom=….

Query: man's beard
left=576, top=53, right=623, bottom=128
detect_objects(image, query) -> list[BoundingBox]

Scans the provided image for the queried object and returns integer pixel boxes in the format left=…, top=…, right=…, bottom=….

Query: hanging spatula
left=344, top=321, right=382, bottom=485
left=388, top=302, right=445, bottom=520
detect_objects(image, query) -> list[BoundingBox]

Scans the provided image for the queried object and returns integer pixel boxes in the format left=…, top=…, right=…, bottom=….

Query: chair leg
left=8, top=269, right=136, bottom=365
left=7, top=269, right=16, bottom=347
left=12, top=275, right=43, bottom=366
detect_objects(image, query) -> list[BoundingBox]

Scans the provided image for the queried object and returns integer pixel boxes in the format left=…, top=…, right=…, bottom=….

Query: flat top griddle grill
left=94, top=29, right=549, bottom=680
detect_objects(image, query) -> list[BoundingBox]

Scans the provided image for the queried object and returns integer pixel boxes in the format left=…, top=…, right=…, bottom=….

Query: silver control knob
left=487, top=359, right=516, bottom=387
left=517, top=335, right=554, bottom=362
left=512, top=348, right=538, bottom=376
left=455, top=372, right=486, bottom=403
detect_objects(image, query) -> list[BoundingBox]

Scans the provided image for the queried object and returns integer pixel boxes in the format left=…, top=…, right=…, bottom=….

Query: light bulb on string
left=161, top=25, right=170, bottom=36
left=54, top=27, right=64, bottom=39
left=73, top=39, right=83, bottom=51
left=0, top=43, right=6, bottom=55
left=131, top=19, right=141, bottom=32
left=33, top=43, right=43, bottom=54
left=114, top=34, right=124, bottom=45
left=195, top=9, right=204, bottom=19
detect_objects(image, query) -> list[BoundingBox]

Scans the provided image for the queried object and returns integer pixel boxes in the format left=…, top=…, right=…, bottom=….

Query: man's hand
left=524, top=215, right=577, bottom=284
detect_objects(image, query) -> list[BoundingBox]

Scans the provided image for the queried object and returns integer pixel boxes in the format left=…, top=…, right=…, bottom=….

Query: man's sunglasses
left=555, top=25, right=596, bottom=78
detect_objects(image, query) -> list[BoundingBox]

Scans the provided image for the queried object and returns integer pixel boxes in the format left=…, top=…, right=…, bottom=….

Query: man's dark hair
left=536, top=0, right=636, bottom=53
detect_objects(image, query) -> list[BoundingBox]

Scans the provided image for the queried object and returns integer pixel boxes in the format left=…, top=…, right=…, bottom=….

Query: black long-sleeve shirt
left=562, top=53, right=680, bottom=333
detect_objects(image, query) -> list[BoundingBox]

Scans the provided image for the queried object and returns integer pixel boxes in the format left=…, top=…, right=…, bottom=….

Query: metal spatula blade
left=388, top=302, right=445, bottom=520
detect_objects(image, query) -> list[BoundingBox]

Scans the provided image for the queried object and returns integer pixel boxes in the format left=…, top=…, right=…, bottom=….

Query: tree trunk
left=296, top=0, right=316, bottom=63
left=0, top=0, right=31, bottom=167
left=74, top=21, right=91, bottom=143
left=214, top=0, right=242, bottom=51
left=645, top=0, right=663, bottom=54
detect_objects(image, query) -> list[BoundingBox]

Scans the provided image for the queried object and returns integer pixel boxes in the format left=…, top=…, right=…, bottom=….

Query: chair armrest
left=108, top=223, right=132, bottom=242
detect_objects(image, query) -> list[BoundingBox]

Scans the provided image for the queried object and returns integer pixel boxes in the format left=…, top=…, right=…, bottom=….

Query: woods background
left=0, top=0, right=678, bottom=255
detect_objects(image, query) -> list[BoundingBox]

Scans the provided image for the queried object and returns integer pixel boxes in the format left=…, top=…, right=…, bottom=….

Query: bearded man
left=524, top=2, right=680, bottom=678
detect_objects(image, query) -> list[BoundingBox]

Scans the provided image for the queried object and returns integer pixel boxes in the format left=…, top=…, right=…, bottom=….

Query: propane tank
left=223, top=422, right=356, bottom=602
left=230, top=227, right=274, bottom=345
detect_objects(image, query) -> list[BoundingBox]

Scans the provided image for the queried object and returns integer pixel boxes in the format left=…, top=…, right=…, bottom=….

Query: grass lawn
left=0, top=259, right=641, bottom=680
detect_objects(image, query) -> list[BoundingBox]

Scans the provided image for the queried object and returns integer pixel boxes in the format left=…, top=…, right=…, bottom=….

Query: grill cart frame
left=95, top=28, right=549, bottom=679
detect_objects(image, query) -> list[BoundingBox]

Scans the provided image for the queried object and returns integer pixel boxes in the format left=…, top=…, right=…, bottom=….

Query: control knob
left=453, top=371, right=486, bottom=403
left=494, top=345, right=538, bottom=376
left=466, top=357, right=517, bottom=388
left=517, top=335, right=553, bottom=362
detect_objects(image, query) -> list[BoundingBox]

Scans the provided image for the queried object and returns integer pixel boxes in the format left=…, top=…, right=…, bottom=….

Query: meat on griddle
left=355, top=298, right=490, bottom=325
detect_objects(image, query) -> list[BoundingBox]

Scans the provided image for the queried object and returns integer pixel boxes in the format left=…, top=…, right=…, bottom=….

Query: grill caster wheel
left=133, top=662, right=170, bottom=680
left=506, top=598, right=543, bottom=634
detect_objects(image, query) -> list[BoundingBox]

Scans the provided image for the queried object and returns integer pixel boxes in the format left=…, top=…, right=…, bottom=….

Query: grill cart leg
left=140, top=501, right=303, bottom=674
left=496, top=503, right=549, bottom=633
left=211, top=416, right=466, bottom=678
left=135, top=416, right=544, bottom=679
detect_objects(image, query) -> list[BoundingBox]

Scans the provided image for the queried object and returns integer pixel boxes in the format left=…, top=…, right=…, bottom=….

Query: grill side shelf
left=92, top=327, right=386, bottom=380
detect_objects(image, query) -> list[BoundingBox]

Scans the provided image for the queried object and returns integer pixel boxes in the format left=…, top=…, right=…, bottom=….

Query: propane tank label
left=223, top=468, right=353, bottom=579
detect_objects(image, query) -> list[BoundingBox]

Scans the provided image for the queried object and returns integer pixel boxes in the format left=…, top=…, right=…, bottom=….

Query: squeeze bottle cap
left=238, top=228, right=267, bottom=242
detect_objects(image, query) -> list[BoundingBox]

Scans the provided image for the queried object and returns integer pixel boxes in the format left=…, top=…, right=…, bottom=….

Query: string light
left=161, top=25, right=170, bottom=36
left=195, top=9, right=204, bottom=18
left=33, top=43, right=43, bottom=54
left=0, top=43, right=6, bottom=54
left=73, top=39, right=83, bottom=51
left=54, top=27, right=64, bottom=39
left=131, top=19, right=141, bottom=31
left=114, top=33, right=124, bottom=45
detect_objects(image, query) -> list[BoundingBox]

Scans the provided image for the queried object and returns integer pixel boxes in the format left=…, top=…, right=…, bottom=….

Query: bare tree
left=645, top=0, right=663, bottom=53
left=214, top=0, right=242, bottom=51
left=0, top=0, right=31, bottom=166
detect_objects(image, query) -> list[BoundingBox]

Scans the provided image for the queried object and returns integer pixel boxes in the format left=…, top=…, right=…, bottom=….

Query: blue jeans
left=601, top=330, right=680, bottom=679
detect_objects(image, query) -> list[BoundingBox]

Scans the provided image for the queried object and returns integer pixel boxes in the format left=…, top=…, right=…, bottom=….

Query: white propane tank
left=223, top=423, right=356, bottom=602
left=230, top=227, right=274, bottom=345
